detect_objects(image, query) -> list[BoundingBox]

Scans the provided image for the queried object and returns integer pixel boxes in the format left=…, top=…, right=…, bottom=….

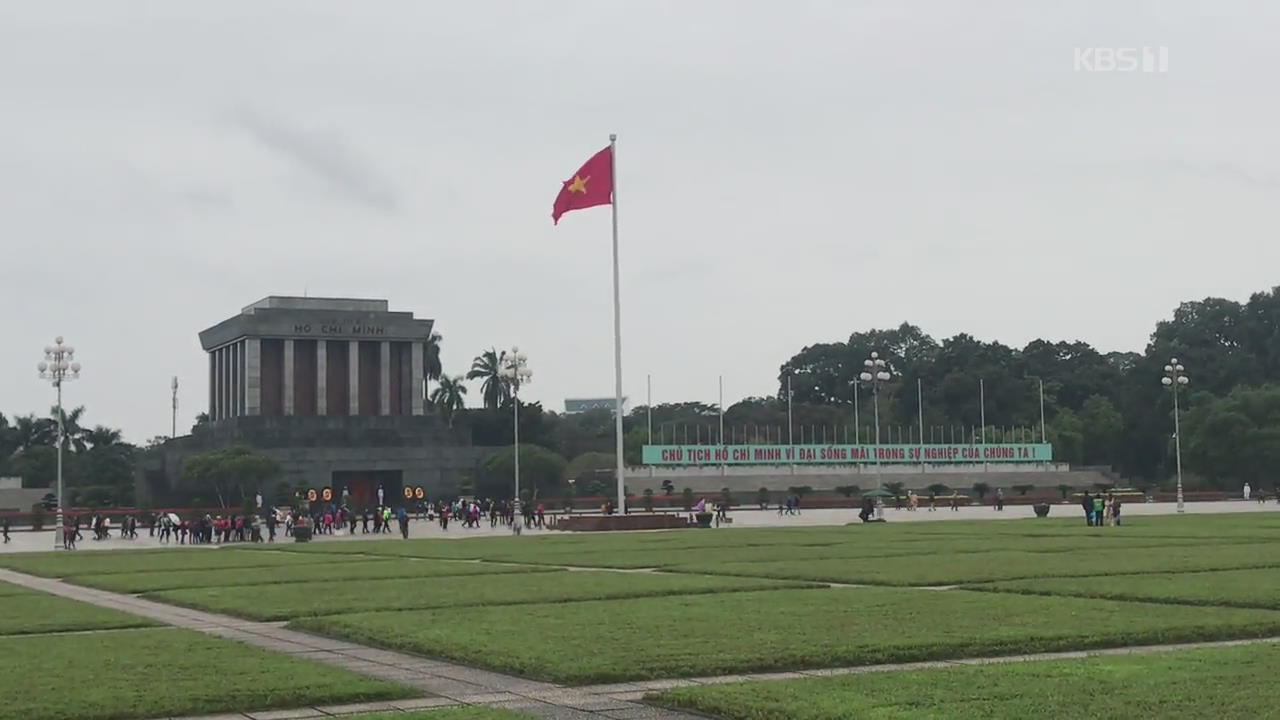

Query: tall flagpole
left=610, top=133, right=626, bottom=513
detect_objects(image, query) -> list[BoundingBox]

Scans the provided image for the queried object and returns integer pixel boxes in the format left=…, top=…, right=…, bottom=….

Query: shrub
left=720, top=487, right=734, bottom=507
left=972, top=482, right=991, bottom=500
left=30, top=503, right=46, bottom=531
left=787, top=485, right=814, bottom=497
left=926, top=483, right=950, bottom=497
left=681, top=487, right=694, bottom=511
left=1012, top=483, right=1035, bottom=496
left=885, top=481, right=906, bottom=496
left=835, top=485, right=860, bottom=498
left=661, top=479, right=674, bottom=496
left=642, top=488, right=655, bottom=512
left=1057, top=484, right=1074, bottom=500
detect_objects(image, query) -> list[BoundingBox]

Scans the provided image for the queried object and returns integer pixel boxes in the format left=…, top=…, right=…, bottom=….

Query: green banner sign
left=641, top=443, right=1053, bottom=465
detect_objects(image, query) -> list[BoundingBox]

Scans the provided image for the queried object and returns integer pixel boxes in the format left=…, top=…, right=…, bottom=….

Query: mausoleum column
left=283, top=339, right=295, bottom=416
left=411, top=342, right=425, bottom=416
left=380, top=341, right=391, bottom=415
left=348, top=341, right=360, bottom=416
left=214, top=348, right=223, bottom=420
left=245, top=338, right=262, bottom=416
left=316, top=340, right=328, bottom=416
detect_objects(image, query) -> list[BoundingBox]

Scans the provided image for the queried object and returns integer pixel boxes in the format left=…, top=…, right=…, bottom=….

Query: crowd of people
left=431, top=498, right=547, bottom=530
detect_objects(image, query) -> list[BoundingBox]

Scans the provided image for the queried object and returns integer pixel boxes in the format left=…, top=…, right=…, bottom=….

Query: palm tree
left=425, top=331, right=443, bottom=382
left=0, top=412, right=16, bottom=459
left=429, top=376, right=468, bottom=426
left=83, top=426, right=123, bottom=450
left=422, top=331, right=444, bottom=401
left=12, top=414, right=56, bottom=452
left=467, top=349, right=511, bottom=410
left=50, top=405, right=88, bottom=452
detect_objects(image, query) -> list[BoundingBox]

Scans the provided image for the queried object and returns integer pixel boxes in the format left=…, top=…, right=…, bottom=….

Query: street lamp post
left=858, top=351, right=893, bottom=487
left=1161, top=358, right=1190, bottom=513
left=37, top=337, right=81, bottom=551
left=500, top=347, right=532, bottom=527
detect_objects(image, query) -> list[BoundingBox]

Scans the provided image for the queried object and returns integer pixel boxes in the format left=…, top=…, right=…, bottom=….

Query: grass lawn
left=0, top=547, right=345, bottom=578
left=290, top=587, right=1280, bottom=684
left=148, top=570, right=817, bottom=621
left=653, top=641, right=1280, bottom=719
left=891, top=512, right=1280, bottom=540
left=0, top=627, right=414, bottom=720
left=70, top=557, right=556, bottom=593
left=668, top=542, right=1280, bottom=586
left=978, top=567, right=1280, bottom=609
left=0, top=592, right=156, bottom=636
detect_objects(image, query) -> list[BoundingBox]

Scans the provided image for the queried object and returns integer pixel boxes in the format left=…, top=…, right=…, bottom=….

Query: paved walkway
left=0, top=568, right=694, bottom=720
left=5, top=501, right=1277, bottom=554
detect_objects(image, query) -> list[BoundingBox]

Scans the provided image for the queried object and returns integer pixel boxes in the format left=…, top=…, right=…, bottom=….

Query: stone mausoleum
left=136, top=296, right=492, bottom=507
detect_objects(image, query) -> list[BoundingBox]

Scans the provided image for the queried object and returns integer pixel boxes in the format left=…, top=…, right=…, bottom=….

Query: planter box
left=1033, top=503, right=1052, bottom=518
left=292, top=524, right=313, bottom=542
left=555, top=514, right=691, bottom=532
left=694, top=512, right=714, bottom=529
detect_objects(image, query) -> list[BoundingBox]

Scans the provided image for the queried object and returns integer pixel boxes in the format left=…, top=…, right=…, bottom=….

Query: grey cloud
left=231, top=108, right=399, bottom=212
left=1173, top=160, right=1280, bottom=190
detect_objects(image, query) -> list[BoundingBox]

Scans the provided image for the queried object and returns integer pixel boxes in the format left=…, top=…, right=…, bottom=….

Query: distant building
left=564, top=397, right=628, bottom=415
left=137, top=296, right=496, bottom=508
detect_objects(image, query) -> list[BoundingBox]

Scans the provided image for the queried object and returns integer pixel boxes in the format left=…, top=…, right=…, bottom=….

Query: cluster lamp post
left=37, top=337, right=81, bottom=550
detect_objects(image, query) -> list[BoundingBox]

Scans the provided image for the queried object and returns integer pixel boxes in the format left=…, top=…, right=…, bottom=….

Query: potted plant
left=292, top=516, right=313, bottom=542
left=694, top=511, right=714, bottom=528
left=1033, top=503, right=1052, bottom=518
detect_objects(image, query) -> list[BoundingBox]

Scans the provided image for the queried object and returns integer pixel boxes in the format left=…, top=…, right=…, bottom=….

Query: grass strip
left=70, top=557, right=555, bottom=593
left=0, top=593, right=156, bottom=636
left=148, top=570, right=817, bottom=621
left=0, top=627, right=413, bottom=720
left=0, top=547, right=346, bottom=578
left=667, top=542, right=1280, bottom=586
left=653, top=640, right=1280, bottom=719
left=975, top=567, right=1280, bottom=609
left=290, top=587, right=1280, bottom=684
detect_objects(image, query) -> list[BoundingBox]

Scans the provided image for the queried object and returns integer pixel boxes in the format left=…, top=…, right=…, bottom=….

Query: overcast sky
left=3, top=1, right=1278, bottom=443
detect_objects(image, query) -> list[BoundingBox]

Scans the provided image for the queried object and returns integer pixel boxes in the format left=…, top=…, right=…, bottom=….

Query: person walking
left=1081, top=491, right=1093, bottom=526
left=1, top=517, right=9, bottom=543
left=1111, top=495, right=1122, bottom=526
left=1244, top=482, right=1252, bottom=501
left=995, top=488, right=1005, bottom=511
left=396, top=505, right=409, bottom=539
left=1092, top=494, right=1104, bottom=530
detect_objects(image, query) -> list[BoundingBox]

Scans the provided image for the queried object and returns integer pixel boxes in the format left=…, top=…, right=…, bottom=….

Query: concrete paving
left=3, top=500, right=1278, bottom=554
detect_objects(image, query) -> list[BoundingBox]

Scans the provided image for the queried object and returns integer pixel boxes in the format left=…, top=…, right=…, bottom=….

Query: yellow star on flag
left=567, top=175, right=590, bottom=194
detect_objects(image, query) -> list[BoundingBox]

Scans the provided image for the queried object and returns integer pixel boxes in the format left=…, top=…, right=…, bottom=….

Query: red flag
left=551, top=146, right=613, bottom=224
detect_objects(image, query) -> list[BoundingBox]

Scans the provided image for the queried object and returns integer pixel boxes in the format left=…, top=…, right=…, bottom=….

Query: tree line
left=441, top=286, right=1280, bottom=493
left=0, top=407, right=138, bottom=506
